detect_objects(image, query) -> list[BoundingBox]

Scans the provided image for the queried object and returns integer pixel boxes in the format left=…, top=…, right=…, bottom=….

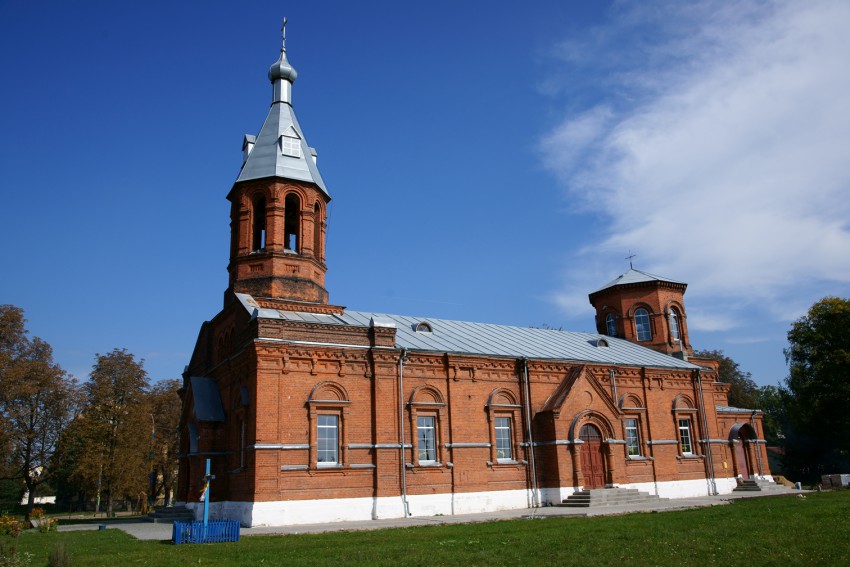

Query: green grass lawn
left=4, top=492, right=849, bottom=566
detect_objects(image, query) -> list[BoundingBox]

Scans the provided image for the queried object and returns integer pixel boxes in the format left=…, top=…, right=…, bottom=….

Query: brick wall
left=177, top=311, right=770, bottom=505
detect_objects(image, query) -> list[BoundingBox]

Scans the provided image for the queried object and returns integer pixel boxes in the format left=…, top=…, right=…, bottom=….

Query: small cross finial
left=626, top=251, right=637, bottom=269
left=281, top=17, right=288, bottom=52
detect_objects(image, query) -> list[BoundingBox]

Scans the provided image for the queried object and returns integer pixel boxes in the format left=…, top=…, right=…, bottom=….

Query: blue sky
left=1, top=1, right=848, bottom=387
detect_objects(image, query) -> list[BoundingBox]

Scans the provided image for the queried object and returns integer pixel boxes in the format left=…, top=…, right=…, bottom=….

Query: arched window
left=408, top=386, right=446, bottom=467
left=284, top=193, right=301, bottom=252
left=307, top=381, right=350, bottom=469
left=486, top=389, right=521, bottom=465
left=634, top=308, right=652, bottom=341
left=669, top=309, right=681, bottom=341
left=252, top=196, right=266, bottom=251
left=605, top=313, right=617, bottom=337
left=313, top=203, right=322, bottom=260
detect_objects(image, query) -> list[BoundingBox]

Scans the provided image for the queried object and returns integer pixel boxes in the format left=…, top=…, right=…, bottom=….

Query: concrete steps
left=733, top=478, right=786, bottom=493
left=557, top=488, right=668, bottom=508
left=147, top=505, right=195, bottom=523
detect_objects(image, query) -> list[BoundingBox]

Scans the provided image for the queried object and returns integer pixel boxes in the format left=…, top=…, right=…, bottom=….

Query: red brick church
left=177, top=27, right=772, bottom=527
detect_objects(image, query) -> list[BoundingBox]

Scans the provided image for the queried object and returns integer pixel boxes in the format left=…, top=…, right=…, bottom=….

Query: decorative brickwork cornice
left=253, top=296, right=345, bottom=314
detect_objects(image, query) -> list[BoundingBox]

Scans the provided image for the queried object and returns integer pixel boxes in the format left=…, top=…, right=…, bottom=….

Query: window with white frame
left=625, top=418, right=641, bottom=456
left=605, top=313, right=617, bottom=337
left=280, top=128, right=302, bottom=158
left=670, top=309, right=681, bottom=341
left=317, top=414, right=339, bottom=466
left=417, top=416, right=437, bottom=463
left=678, top=419, right=693, bottom=455
left=495, top=417, right=513, bottom=461
left=635, top=308, right=652, bottom=341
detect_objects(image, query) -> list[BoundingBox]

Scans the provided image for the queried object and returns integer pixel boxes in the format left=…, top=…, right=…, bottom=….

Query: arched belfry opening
left=313, top=202, right=322, bottom=260
left=284, top=193, right=301, bottom=252
left=252, top=196, right=267, bottom=251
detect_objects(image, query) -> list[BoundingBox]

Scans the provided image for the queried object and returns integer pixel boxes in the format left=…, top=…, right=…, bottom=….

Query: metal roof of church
left=189, top=376, right=225, bottom=422
left=591, top=268, right=686, bottom=294
left=236, top=295, right=700, bottom=370
left=716, top=405, right=762, bottom=414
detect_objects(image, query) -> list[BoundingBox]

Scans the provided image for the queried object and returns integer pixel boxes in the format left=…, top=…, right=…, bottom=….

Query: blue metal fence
left=172, top=520, right=241, bottom=544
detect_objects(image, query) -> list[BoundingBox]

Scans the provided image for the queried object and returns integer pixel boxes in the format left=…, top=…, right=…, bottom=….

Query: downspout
left=521, top=358, right=539, bottom=508
left=398, top=348, right=410, bottom=516
left=640, top=367, right=660, bottom=496
left=751, top=410, right=764, bottom=478
left=695, top=369, right=718, bottom=495
left=610, top=368, right=618, bottom=405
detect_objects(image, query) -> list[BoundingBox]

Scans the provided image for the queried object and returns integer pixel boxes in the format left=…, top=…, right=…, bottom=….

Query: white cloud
left=542, top=0, right=850, bottom=328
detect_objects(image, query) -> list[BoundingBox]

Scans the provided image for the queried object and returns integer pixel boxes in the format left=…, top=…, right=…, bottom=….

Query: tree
left=148, top=379, right=182, bottom=506
left=694, top=349, right=760, bottom=409
left=0, top=305, right=77, bottom=520
left=754, top=384, right=787, bottom=446
left=0, top=306, right=28, bottom=459
left=75, top=349, right=151, bottom=515
left=783, top=296, right=850, bottom=479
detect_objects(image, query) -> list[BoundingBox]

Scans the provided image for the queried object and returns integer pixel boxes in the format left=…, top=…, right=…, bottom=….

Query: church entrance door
left=735, top=430, right=753, bottom=479
left=579, top=424, right=606, bottom=489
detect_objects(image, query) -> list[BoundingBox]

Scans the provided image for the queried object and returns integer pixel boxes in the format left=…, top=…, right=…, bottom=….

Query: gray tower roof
left=235, top=33, right=329, bottom=196
left=591, top=268, right=686, bottom=295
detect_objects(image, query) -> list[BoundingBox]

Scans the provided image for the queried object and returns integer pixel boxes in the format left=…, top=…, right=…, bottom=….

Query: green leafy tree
left=694, top=349, right=760, bottom=409
left=0, top=305, right=77, bottom=520
left=76, top=349, right=151, bottom=514
left=783, top=296, right=850, bottom=480
left=755, top=384, right=787, bottom=446
left=148, top=379, right=182, bottom=506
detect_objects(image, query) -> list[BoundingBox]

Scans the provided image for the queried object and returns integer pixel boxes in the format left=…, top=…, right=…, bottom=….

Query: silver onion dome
left=268, top=50, right=297, bottom=83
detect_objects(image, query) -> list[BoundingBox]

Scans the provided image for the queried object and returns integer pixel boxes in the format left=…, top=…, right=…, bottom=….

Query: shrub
left=0, top=517, right=22, bottom=538
left=38, top=519, right=58, bottom=534
left=47, top=543, right=71, bottom=567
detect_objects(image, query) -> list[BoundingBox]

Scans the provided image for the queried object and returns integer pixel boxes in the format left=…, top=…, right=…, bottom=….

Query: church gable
left=539, top=365, right=620, bottom=420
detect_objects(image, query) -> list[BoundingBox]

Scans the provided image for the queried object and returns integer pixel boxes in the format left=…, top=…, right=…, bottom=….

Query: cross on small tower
left=281, top=17, right=288, bottom=52
left=626, top=251, right=637, bottom=269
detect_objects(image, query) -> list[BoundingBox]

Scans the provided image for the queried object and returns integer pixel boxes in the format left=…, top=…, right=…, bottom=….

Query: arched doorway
left=730, top=424, right=756, bottom=479
left=579, top=424, right=606, bottom=489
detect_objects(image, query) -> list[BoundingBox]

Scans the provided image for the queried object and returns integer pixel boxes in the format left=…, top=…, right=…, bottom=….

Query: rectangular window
left=625, top=418, right=641, bottom=456
left=417, top=416, right=437, bottom=463
left=679, top=419, right=693, bottom=455
left=317, top=414, right=339, bottom=465
left=495, top=417, right=513, bottom=461
left=281, top=135, right=302, bottom=157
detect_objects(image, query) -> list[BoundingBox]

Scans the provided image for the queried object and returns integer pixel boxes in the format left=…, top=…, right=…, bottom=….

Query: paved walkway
left=57, top=487, right=807, bottom=541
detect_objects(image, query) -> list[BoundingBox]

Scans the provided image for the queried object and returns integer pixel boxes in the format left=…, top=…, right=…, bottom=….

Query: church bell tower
left=588, top=268, right=694, bottom=359
left=226, top=21, right=331, bottom=305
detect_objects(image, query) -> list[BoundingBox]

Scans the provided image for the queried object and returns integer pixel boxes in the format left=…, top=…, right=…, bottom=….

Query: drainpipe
left=751, top=411, right=764, bottom=478
left=639, top=367, right=660, bottom=496
left=398, top=348, right=410, bottom=516
left=695, top=369, right=718, bottom=495
left=610, top=368, right=618, bottom=405
left=521, top=358, right=539, bottom=508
